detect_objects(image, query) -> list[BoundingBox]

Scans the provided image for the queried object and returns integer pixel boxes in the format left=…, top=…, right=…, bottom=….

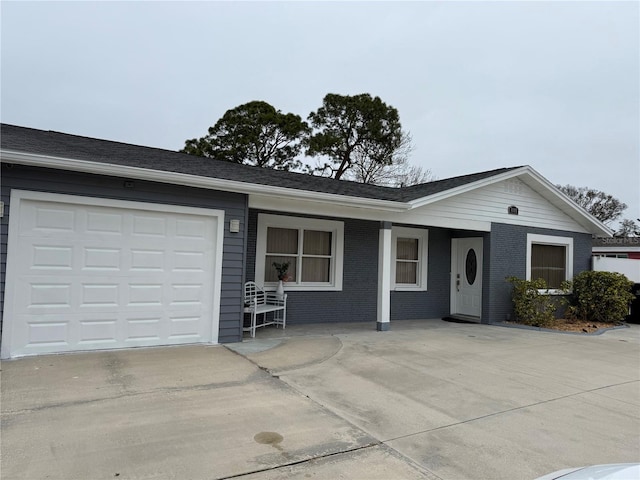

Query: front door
left=451, top=238, right=483, bottom=318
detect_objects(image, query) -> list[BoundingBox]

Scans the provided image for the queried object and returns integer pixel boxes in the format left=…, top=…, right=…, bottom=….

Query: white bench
left=243, top=281, right=287, bottom=338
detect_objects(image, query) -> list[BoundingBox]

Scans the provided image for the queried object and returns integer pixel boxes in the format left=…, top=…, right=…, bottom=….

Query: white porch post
left=377, top=221, right=392, bottom=331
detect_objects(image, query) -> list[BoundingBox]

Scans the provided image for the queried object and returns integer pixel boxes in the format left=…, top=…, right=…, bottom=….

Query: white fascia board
left=407, top=165, right=613, bottom=237
left=593, top=246, right=640, bottom=253
left=249, top=194, right=491, bottom=230
left=406, top=167, right=532, bottom=209
left=1, top=149, right=409, bottom=213
left=519, top=166, right=613, bottom=237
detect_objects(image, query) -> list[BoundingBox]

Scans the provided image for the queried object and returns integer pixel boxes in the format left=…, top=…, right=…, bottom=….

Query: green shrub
left=507, top=277, right=558, bottom=328
left=562, top=271, right=634, bottom=323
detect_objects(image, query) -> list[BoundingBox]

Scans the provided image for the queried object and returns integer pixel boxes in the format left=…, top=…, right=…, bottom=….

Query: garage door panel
left=10, top=277, right=74, bottom=313
left=126, top=316, right=162, bottom=342
left=16, top=310, right=214, bottom=354
left=175, top=218, right=212, bottom=239
left=169, top=283, right=205, bottom=305
left=29, top=282, right=73, bottom=310
left=3, top=192, right=223, bottom=358
left=19, top=310, right=211, bottom=351
left=83, top=247, right=122, bottom=271
left=78, top=317, right=119, bottom=345
left=127, top=283, right=163, bottom=306
left=31, top=204, right=77, bottom=233
left=22, top=316, right=71, bottom=348
left=130, top=249, right=165, bottom=271
left=168, top=316, right=204, bottom=340
left=85, top=210, right=124, bottom=234
left=132, top=214, right=167, bottom=237
left=31, top=245, right=74, bottom=270
left=171, top=251, right=207, bottom=272
left=80, top=283, right=119, bottom=308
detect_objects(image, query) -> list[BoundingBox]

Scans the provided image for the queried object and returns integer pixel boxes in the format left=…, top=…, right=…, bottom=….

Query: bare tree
left=615, top=219, right=640, bottom=237
left=557, top=184, right=627, bottom=225
left=343, top=132, right=434, bottom=187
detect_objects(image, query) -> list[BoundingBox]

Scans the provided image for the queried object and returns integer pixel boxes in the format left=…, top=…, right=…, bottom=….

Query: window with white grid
left=256, top=214, right=344, bottom=291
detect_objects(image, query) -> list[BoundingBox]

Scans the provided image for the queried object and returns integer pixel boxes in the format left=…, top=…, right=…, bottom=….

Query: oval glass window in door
left=465, top=249, right=477, bottom=285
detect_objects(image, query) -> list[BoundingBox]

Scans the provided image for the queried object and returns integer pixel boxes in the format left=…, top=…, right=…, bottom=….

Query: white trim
left=593, top=247, right=640, bottom=254
left=450, top=237, right=483, bottom=317
left=255, top=214, right=344, bottom=291
left=526, top=233, right=574, bottom=291
left=1, top=150, right=408, bottom=213
left=450, top=239, right=459, bottom=315
left=249, top=195, right=492, bottom=231
left=1, top=190, right=224, bottom=358
left=377, top=227, right=392, bottom=324
left=391, top=226, right=429, bottom=291
left=408, top=167, right=531, bottom=209
left=4, top=188, right=226, bottom=219
left=406, top=166, right=612, bottom=237
left=520, top=167, right=613, bottom=237
left=1, top=150, right=612, bottom=237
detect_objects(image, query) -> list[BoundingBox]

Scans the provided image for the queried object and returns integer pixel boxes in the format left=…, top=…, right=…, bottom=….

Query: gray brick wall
left=0, top=165, right=248, bottom=344
left=247, top=211, right=454, bottom=324
left=247, top=210, right=379, bottom=324
left=484, top=222, right=594, bottom=324
left=390, top=227, right=451, bottom=320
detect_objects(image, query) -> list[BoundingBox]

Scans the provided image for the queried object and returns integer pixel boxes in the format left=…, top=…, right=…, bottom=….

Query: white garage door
left=2, top=190, right=224, bottom=358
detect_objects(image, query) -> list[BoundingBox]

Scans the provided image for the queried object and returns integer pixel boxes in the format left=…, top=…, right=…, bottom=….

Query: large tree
left=306, top=93, right=405, bottom=180
left=557, top=184, right=627, bottom=225
left=181, top=101, right=309, bottom=171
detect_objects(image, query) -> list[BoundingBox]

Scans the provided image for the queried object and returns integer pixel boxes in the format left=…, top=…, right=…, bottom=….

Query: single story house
left=0, top=124, right=611, bottom=358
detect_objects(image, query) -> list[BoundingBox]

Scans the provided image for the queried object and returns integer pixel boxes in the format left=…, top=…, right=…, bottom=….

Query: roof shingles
left=1, top=124, right=521, bottom=202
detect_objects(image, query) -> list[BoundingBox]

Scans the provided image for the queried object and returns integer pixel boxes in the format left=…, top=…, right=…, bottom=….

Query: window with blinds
left=531, top=243, right=566, bottom=288
left=263, top=224, right=337, bottom=286
left=257, top=214, right=344, bottom=291
left=396, top=237, right=419, bottom=284
left=526, top=234, right=574, bottom=291
left=265, top=227, right=299, bottom=283
left=391, top=227, right=428, bottom=291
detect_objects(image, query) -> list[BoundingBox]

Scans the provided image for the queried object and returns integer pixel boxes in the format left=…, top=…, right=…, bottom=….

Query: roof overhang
left=406, top=165, right=613, bottom=237
left=518, top=166, right=614, bottom=237
left=0, top=149, right=410, bottom=213
left=593, top=246, right=640, bottom=253
left=0, top=150, right=613, bottom=236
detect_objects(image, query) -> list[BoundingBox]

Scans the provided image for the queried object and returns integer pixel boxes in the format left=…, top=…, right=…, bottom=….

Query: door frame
left=450, top=237, right=483, bottom=318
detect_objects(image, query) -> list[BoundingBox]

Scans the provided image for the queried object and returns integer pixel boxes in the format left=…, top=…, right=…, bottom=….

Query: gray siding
left=0, top=164, right=248, bottom=344
left=484, top=222, right=593, bottom=324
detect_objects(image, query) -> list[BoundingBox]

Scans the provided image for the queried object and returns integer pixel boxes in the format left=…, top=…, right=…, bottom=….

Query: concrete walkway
left=230, top=320, right=640, bottom=479
left=2, top=319, right=639, bottom=479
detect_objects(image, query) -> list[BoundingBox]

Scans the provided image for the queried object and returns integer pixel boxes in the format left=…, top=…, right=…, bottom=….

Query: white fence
left=592, top=256, right=640, bottom=283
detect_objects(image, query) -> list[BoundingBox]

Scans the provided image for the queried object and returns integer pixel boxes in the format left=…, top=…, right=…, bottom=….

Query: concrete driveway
left=2, top=320, right=639, bottom=479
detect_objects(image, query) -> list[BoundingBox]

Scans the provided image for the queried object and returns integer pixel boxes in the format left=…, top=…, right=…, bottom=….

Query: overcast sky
left=2, top=1, right=638, bottom=224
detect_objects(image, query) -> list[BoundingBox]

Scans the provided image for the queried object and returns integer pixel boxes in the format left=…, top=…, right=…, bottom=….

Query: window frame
left=526, top=233, right=573, bottom=292
left=256, top=214, right=344, bottom=291
left=391, top=227, right=429, bottom=291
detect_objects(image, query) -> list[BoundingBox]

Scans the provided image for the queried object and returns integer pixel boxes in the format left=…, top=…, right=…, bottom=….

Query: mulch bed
left=506, top=318, right=623, bottom=333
